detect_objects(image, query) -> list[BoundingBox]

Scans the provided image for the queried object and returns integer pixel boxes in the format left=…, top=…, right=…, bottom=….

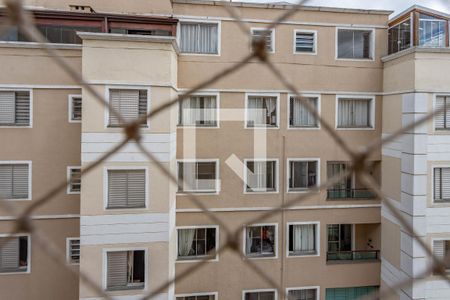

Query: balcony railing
left=327, top=189, right=376, bottom=200
left=327, top=250, right=380, bottom=262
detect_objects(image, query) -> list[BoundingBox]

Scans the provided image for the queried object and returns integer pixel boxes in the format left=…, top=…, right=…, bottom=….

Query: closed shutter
left=0, top=237, right=19, bottom=272
left=69, top=168, right=81, bottom=193
left=108, top=170, right=145, bottom=208
left=69, top=239, right=80, bottom=264
left=434, top=240, right=445, bottom=259
left=15, top=92, right=30, bottom=126
left=138, top=90, right=148, bottom=123
left=71, top=97, right=82, bottom=121
left=295, top=32, right=315, bottom=53
left=252, top=29, right=273, bottom=52
left=0, top=164, right=29, bottom=200
left=109, top=90, right=140, bottom=126
left=107, top=251, right=128, bottom=289
left=434, top=167, right=450, bottom=201
left=0, top=91, right=15, bottom=125
left=435, top=96, right=446, bottom=129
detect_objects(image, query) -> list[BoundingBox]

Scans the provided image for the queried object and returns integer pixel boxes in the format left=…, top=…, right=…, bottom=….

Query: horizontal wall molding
left=0, top=84, right=82, bottom=89
left=0, top=214, right=80, bottom=221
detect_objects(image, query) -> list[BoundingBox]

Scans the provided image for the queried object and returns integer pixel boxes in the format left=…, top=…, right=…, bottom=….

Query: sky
left=230, top=0, right=450, bottom=16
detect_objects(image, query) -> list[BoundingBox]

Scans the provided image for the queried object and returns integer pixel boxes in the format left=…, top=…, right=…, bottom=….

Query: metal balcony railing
left=327, top=188, right=376, bottom=200
left=326, top=250, right=380, bottom=262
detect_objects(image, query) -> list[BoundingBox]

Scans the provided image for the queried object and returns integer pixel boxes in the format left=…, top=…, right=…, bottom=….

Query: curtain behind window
left=180, top=23, right=218, bottom=54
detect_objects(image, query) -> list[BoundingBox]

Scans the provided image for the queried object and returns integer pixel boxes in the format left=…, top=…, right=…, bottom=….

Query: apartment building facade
left=0, top=1, right=445, bottom=300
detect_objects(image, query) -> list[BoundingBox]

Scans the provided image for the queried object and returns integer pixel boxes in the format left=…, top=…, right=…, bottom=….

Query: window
left=251, top=28, right=274, bottom=53
left=246, top=160, right=277, bottom=192
left=244, top=291, right=276, bottom=300
left=289, top=96, right=319, bottom=128
left=108, top=89, right=148, bottom=127
left=36, top=24, right=101, bottom=44
left=337, top=97, right=373, bottom=129
left=419, top=14, right=446, bottom=48
left=294, top=30, right=316, bottom=54
left=247, top=96, right=278, bottom=127
left=177, top=227, right=217, bottom=260
left=67, top=167, right=81, bottom=194
left=0, top=91, right=31, bottom=127
left=110, top=28, right=172, bottom=36
left=337, top=29, right=373, bottom=59
left=287, top=288, right=318, bottom=300
left=388, top=19, right=411, bottom=54
left=288, top=224, right=318, bottom=256
left=435, top=96, right=450, bottom=130
left=434, top=167, right=450, bottom=202
left=0, top=236, right=29, bottom=273
left=288, top=160, right=318, bottom=191
left=327, top=224, right=352, bottom=253
left=67, top=238, right=80, bottom=264
left=179, top=95, right=218, bottom=127
left=176, top=294, right=216, bottom=300
left=179, top=22, right=219, bottom=54
left=433, top=240, right=450, bottom=271
left=245, top=225, right=276, bottom=257
left=178, top=161, right=218, bottom=193
left=69, top=95, right=82, bottom=122
left=107, top=169, right=146, bottom=209
left=106, top=250, right=145, bottom=290
left=0, top=163, right=30, bottom=200
left=325, top=286, right=378, bottom=300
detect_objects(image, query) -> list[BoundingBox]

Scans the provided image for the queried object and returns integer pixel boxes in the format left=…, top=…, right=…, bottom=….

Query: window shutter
left=138, top=90, right=147, bottom=121
left=109, top=90, right=140, bottom=126
left=15, top=92, right=30, bottom=126
left=434, top=168, right=442, bottom=200
left=435, top=96, right=445, bottom=129
left=127, top=170, right=146, bottom=207
left=0, top=164, right=29, bottom=199
left=296, top=32, right=315, bottom=53
left=252, top=29, right=273, bottom=52
left=69, top=239, right=80, bottom=264
left=107, top=251, right=128, bottom=289
left=436, top=167, right=450, bottom=201
left=69, top=168, right=81, bottom=193
left=108, top=170, right=145, bottom=208
left=71, top=97, right=82, bottom=121
left=0, top=91, right=15, bottom=125
left=433, top=240, right=445, bottom=259
left=0, top=237, right=19, bottom=272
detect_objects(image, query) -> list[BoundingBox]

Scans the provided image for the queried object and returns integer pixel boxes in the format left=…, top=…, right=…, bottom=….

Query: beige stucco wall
left=381, top=217, right=401, bottom=269
left=381, top=156, right=401, bottom=202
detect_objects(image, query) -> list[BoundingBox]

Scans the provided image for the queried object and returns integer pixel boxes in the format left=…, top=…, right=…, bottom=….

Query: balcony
left=327, top=250, right=380, bottom=262
left=327, top=188, right=376, bottom=200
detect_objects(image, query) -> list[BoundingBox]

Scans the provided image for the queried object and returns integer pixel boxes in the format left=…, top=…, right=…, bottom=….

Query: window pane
left=290, top=97, right=318, bottom=127
left=338, top=29, right=372, bottom=59
left=290, top=224, right=316, bottom=255
left=338, top=98, right=371, bottom=128
left=419, top=14, right=446, bottom=47
left=246, top=226, right=275, bottom=256
left=247, top=97, right=277, bottom=127
left=252, top=29, right=273, bottom=52
left=289, top=289, right=317, bottom=300
left=296, top=32, right=315, bottom=53
left=178, top=228, right=216, bottom=259
left=246, top=161, right=276, bottom=192
left=180, top=23, right=218, bottom=54
left=179, top=96, right=217, bottom=126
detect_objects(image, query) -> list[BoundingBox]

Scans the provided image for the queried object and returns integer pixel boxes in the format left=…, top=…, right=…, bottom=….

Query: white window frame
left=242, top=223, right=278, bottom=260
left=431, top=163, right=450, bottom=204
left=102, top=247, right=148, bottom=292
left=335, top=27, right=375, bottom=61
left=177, top=92, right=221, bottom=128
left=286, top=286, right=320, bottom=300
left=175, top=225, right=220, bottom=263
left=0, top=233, right=31, bottom=275
left=287, top=94, right=321, bottom=130
left=0, top=160, right=32, bottom=201
left=433, top=93, right=450, bottom=132
left=286, top=221, right=320, bottom=257
left=242, top=289, right=278, bottom=300
left=103, top=166, right=149, bottom=210
left=68, top=94, right=82, bottom=123
left=335, top=95, right=376, bottom=130
left=0, top=88, right=33, bottom=128
left=245, top=93, right=280, bottom=129
left=250, top=27, right=275, bottom=54
left=103, top=85, right=151, bottom=129
left=287, top=158, right=320, bottom=193
left=243, top=159, right=279, bottom=194
left=176, top=159, right=220, bottom=195
left=293, top=29, right=317, bottom=55
left=175, top=292, right=219, bottom=299
left=66, top=237, right=80, bottom=265
left=431, top=237, right=450, bottom=272
left=66, top=166, right=81, bottom=195
left=177, top=19, right=222, bottom=56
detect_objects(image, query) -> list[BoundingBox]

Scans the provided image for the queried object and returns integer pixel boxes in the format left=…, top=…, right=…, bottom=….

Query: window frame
left=0, top=88, right=33, bottom=128
left=0, top=160, right=32, bottom=201
left=177, top=92, right=220, bottom=128
left=104, top=85, right=151, bottom=129
left=335, top=95, right=376, bottom=130
left=176, top=159, right=220, bottom=195
left=286, top=286, right=320, bottom=300
left=243, top=223, right=278, bottom=259
left=431, top=237, right=450, bottom=272
left=103, top=166, right=149, bottom=210
left=388, top=17, right=413, bottom=54
left=175, top=292, right=218, bottom=300
left=244, top=159, right=279, bottom=194
left=66, top=237, right=80, bottom=265
left=68, top=94, right=82, bottom=123
left=433, top=94, right=450, bottom=132
left=431, top=164, right=450, bottom=204
left=286, top=158, right=320, bottom=193
left=245, top=93, right=280, bottom=129
left=67, top=166, right=81, bottom=195
left=0, top=233, right=31, bottom=275
left=286, top=222, right=320, bottom=257
left=293, top=29, right=317, bottom=55
left=177, top=19, right=221, bottom=56
left=287, top=94, right=321, bottom=130
left=242, top=289, right=278, bottom=300
left=251, top=27, right=275, bottom=54
left=176, top=225, right=219, bottom=263
left=335, top=27, right=375, bottom=61
left=102, top=247, right=148, bottom=291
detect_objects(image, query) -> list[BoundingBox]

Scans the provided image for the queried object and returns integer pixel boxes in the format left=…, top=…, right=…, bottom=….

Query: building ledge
left=382, top=46, right=450, bottom=63
left=0, top=41, right=82, bottom=50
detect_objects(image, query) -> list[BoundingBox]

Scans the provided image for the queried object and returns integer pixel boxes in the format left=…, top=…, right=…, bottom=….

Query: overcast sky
left=230, top=0, right=450, bottom=16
